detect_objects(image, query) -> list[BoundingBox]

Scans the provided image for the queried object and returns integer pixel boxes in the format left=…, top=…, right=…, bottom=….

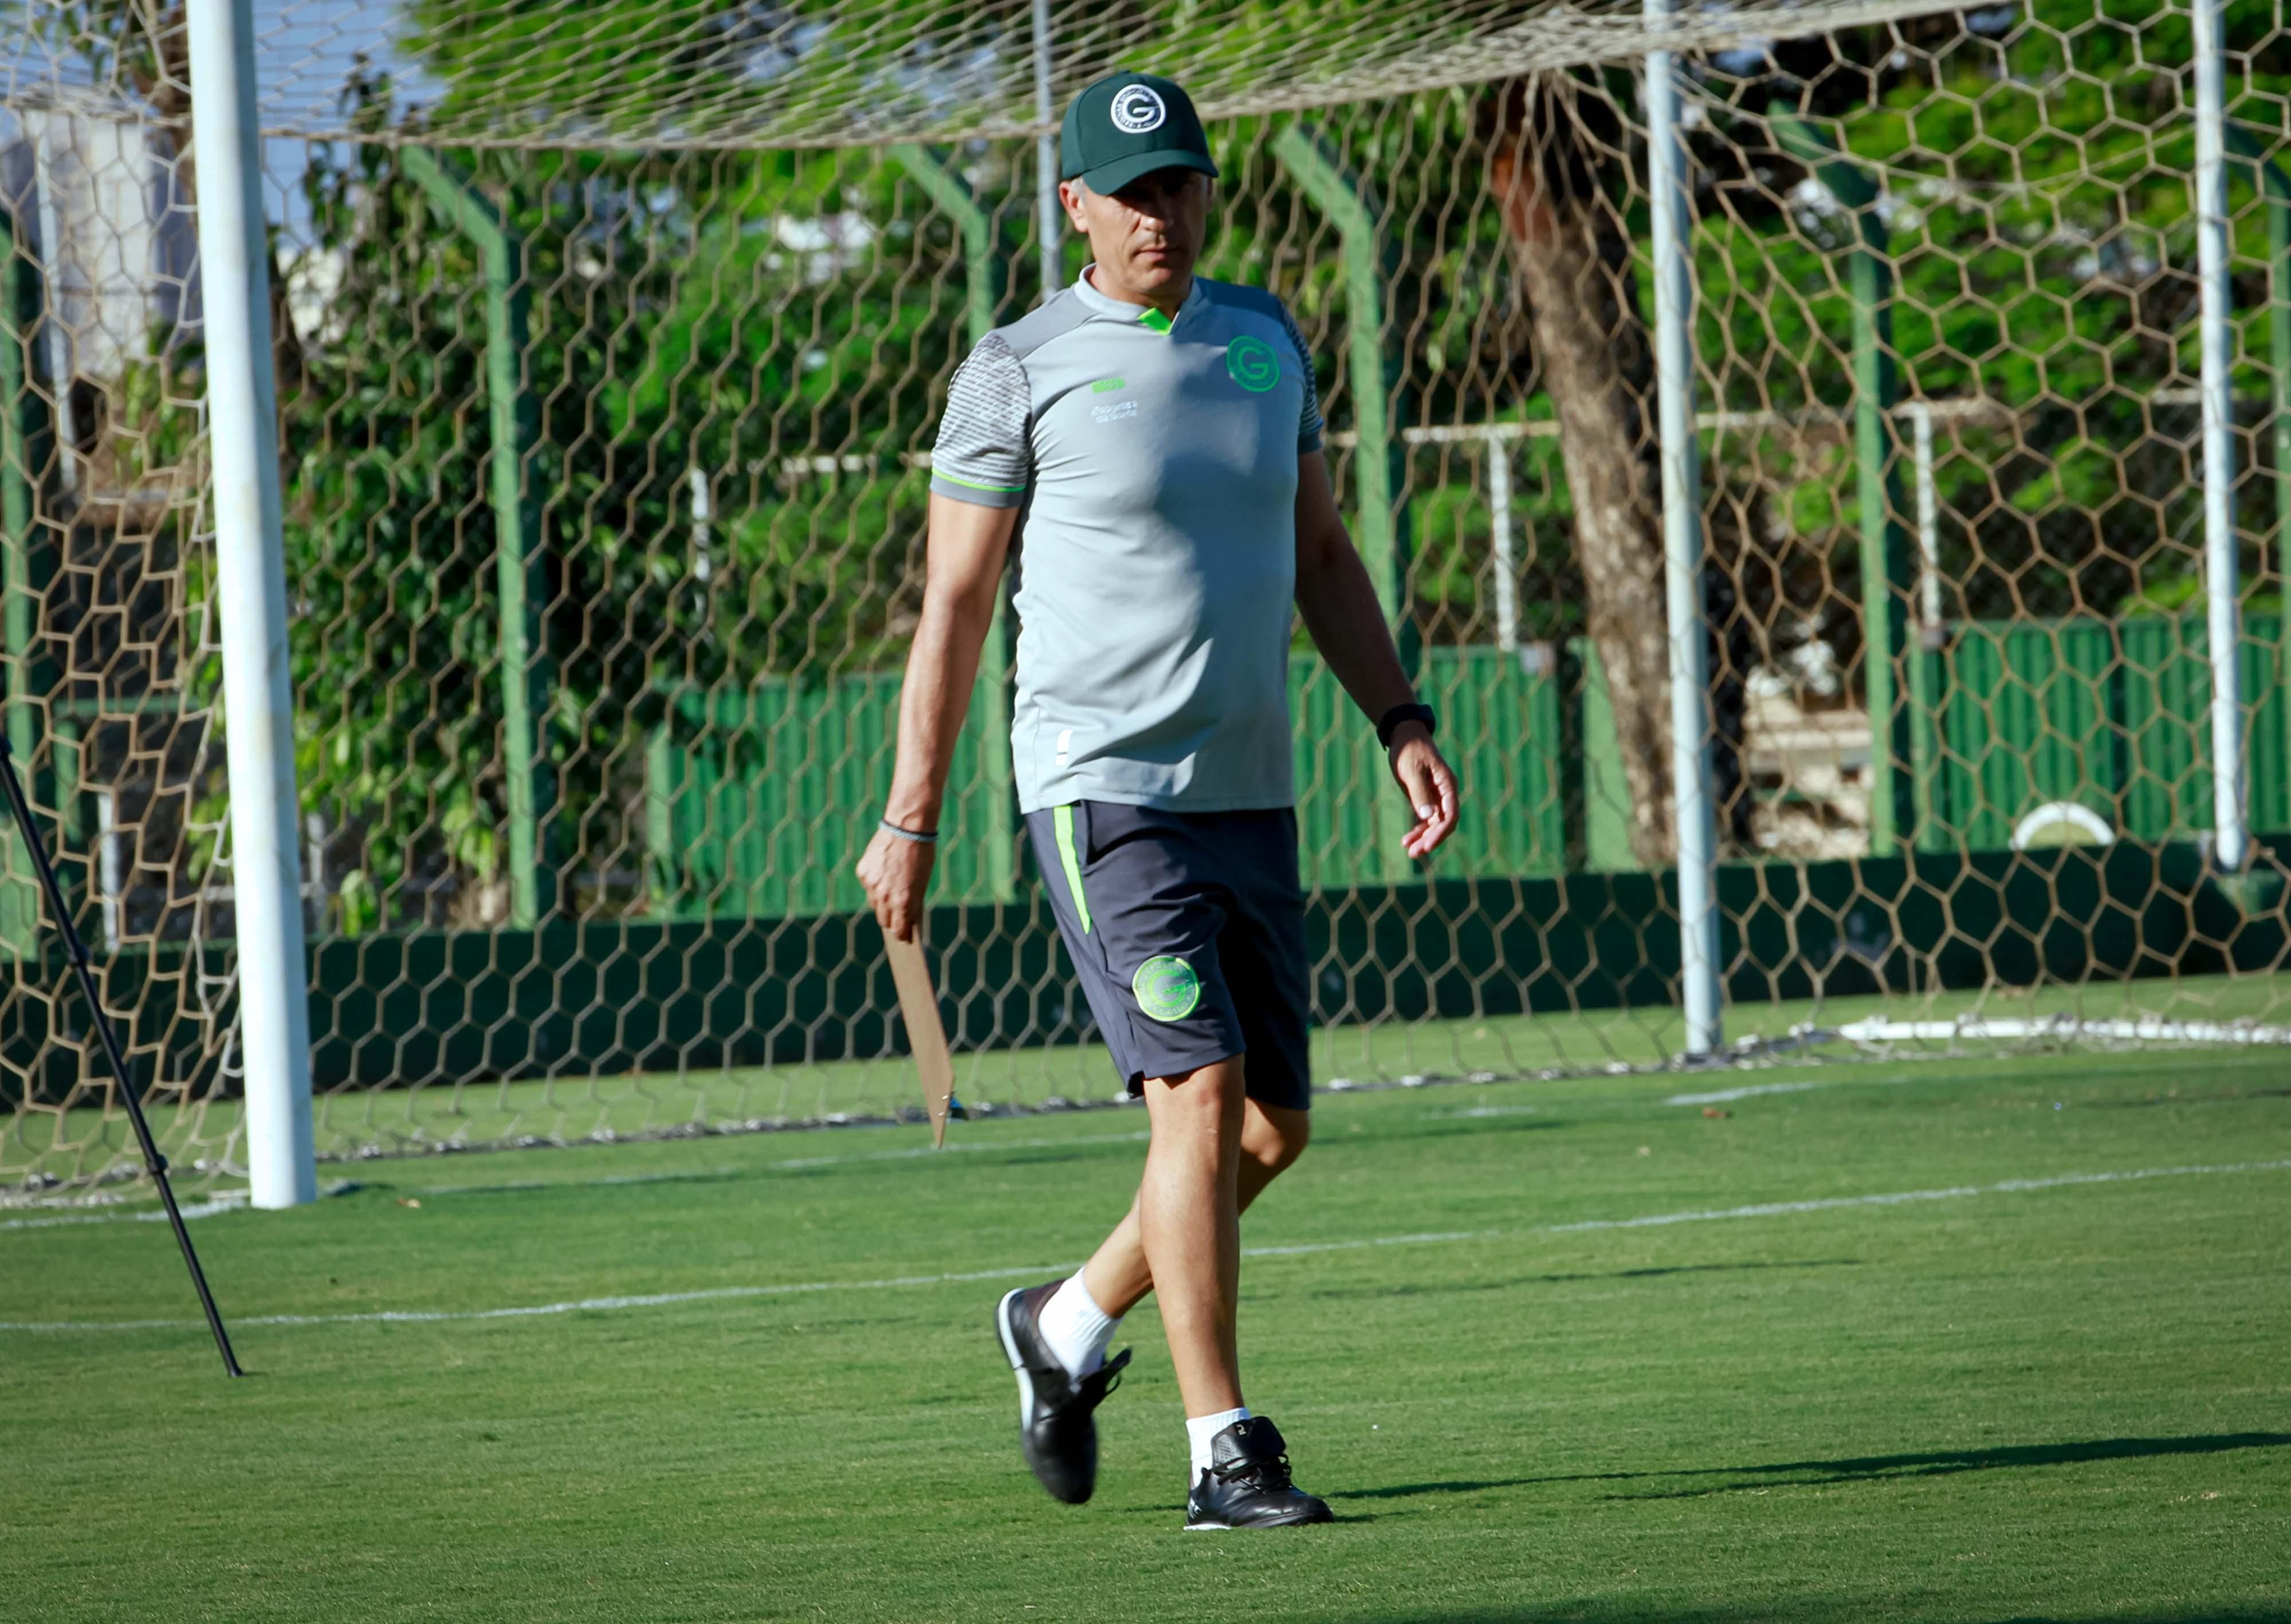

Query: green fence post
left=1272, top=125, right=1411, bottom=661
left=0, top=209, right=44, bottom=956
left=401, top=148, right=555, bottom=926
left=1275, top=125, right=1414, bottom=883
left=891, top=146, right=1003, bottom=347
left=1772, top=112, right=1919, bottom=856
left=2225, top=126, right=2291, bottom=828
left=892, top=144, right=1015, bottom=903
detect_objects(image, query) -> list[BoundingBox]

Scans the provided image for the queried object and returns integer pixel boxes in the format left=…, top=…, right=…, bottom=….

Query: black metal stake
left=0, top=736, right=243, bottom=1376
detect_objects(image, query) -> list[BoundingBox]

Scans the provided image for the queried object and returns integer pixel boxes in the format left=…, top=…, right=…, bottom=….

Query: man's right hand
left=857, top=825, right=937, bottom=943
left=861, top=495, right=1016, bottom=943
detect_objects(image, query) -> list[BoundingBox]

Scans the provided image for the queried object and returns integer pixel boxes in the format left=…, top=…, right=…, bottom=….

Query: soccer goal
left=1, top=0, right=2286, bottom=1202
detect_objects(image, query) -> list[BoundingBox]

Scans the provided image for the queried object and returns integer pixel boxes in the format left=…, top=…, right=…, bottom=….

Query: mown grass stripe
left=10, top=1158, right=2283, bottom=1336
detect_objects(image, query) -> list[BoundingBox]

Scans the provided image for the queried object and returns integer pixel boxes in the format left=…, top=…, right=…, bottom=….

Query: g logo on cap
left=1110, top=84, right=1167, bottom=133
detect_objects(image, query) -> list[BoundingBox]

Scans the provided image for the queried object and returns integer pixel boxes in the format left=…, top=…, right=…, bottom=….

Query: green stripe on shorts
left=1054, top=804, right=1093, bottom=934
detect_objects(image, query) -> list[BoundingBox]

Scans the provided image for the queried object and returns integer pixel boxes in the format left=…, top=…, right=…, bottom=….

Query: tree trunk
left=1484, top=73, right=1676, bottom=868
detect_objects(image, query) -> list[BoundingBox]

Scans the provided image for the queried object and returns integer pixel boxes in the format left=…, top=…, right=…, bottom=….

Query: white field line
left=1665, top=1080, right=1830, bottom=1106
left=1541, top=1158, right=2291, bottom=1232
left=1840, top=1015, right=2291, bottom=1047
left=0, top=1230, right=1484, bottom=1334
left=1668, top=1028, right=2291, bottom=1106
left=6, top=1159, right=2286, bottom=1336
left=1, top=1196, right=249, bottom=1232
left=0, top=1133, right=1157, bottom=1229
left=416, top=1130, right=1156, bottom=1196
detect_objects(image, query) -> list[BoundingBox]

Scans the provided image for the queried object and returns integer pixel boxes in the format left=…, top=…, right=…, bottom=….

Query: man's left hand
left=1388, top=723, right=1460, bottom=859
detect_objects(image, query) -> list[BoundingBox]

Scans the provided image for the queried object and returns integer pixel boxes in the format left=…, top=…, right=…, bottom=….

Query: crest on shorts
left=1133, top=954, right=1201, bottom=1022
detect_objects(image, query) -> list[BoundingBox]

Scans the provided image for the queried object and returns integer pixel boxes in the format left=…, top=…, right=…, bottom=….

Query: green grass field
left=5, top=1040, right=2288, bottom=1622
left=11, top=973, right=2289, bottom=1185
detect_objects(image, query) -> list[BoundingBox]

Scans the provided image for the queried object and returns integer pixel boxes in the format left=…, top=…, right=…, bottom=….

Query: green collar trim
left=1137, top=308, right=1173, bottom=335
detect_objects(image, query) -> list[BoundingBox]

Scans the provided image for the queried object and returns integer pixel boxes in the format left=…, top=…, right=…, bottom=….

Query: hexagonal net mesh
left=2, top=0, right=2288, bottom=1200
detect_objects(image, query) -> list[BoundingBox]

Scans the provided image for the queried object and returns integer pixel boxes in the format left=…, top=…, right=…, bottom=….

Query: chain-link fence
left=4, top=0, right=2289, bottom=1195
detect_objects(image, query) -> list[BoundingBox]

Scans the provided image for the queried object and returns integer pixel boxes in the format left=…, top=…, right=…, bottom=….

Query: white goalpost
left=2, top=0, right=2285, bottom=1197
left=186, top=0, right=314, bottom=1207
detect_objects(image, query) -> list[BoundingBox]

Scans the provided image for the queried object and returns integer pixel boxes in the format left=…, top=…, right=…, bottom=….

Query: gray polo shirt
left=930, top=269, right=1323, bottom=813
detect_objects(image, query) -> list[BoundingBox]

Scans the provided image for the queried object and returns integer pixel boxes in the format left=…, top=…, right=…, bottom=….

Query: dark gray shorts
left=1024, top=800, right=1311, bottom=1111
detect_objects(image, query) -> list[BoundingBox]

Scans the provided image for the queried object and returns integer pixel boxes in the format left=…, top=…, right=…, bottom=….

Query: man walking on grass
left=856, top=70, right=1460, bottom=1530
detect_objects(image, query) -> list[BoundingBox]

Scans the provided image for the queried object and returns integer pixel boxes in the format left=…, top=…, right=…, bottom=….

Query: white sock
left=1036, top=1270, right=1121, bottom=1378
left=1186, top=1406, right=1251, bottom=1480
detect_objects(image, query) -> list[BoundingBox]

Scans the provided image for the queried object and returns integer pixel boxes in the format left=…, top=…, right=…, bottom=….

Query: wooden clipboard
left=885, top=930, right=955, bottom=1147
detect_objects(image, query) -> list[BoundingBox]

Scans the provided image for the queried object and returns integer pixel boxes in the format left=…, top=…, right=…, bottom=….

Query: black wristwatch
left=1376, top=702, right=1437, bottom=750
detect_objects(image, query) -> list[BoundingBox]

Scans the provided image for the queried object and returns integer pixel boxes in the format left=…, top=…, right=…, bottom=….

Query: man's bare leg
left=1011, top=1067, right=1327, bottom=1520
left=1080, top=1096, right=1311, bottom=1321
left=1131, top=1059, right=1249, bottom=1414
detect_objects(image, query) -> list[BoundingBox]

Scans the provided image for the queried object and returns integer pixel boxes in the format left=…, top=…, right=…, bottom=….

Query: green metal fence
left=645, top=617, right=2289, bottom=919
left=1925, top=615, right=2291, bottom=851
left=14, top=0, right=2291, bottom=1194
left=646, top=647, right=1574, bottom=918
left=646, top=668, right=1015, bottom=919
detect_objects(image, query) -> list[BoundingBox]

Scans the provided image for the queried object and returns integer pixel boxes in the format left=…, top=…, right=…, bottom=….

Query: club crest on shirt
left=1226, top=335, right=1281, bottom=392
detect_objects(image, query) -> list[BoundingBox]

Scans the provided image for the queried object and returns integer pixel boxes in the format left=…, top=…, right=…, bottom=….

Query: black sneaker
left=1184, top=1416, right=1334, bottom=1529
left=994, top=1281, right=1131, bottom=1505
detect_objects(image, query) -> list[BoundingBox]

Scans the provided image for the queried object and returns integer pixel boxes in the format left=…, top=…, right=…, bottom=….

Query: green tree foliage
left=81, top=0, right=2289, bottom=920
left=1692, top=0, right=2291, bottom=626
left=270, top=111, right=970, bottom=928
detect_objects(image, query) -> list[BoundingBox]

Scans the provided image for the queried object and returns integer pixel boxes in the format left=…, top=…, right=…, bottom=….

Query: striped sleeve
left=1276, top=301, right=1325, bottom=454
left=930, top=333, right=1033, bottom=508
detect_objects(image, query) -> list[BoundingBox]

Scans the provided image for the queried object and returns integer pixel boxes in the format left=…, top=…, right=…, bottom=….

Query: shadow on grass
left=1343, top=1610, right=2291, bottom=1624
left=1352, top=1431, right=2291, bottom=1505
left=387, top=1131, right=1149, bottom=1201
left=1376, top=1115, right=1569, bottom=1143
left=1304, top=1258, right=1862, bottom=1301
left=2084, top=1087, right=2291, bottom=1108
left=1611, top=1430, right=2291, bottom=1498
left=1109, top=1503, right=1377, bottom=1525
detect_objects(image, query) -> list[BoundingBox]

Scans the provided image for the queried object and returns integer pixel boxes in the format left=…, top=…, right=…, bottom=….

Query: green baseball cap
left=1059, top=72, right=1218, bottom=196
